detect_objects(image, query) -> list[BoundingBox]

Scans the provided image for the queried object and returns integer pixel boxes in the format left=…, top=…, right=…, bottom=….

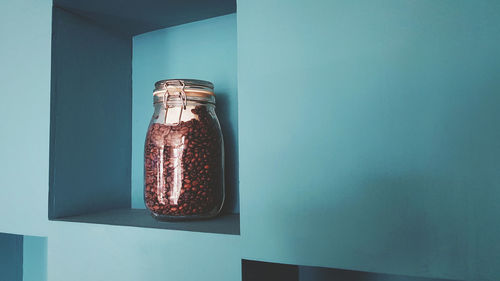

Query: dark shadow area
left=49, top=7, right=131, bottom=219
left=243, top=260, right=299, bottom=281
left=0, top=233, right=23, bottom=281
left=54, top=0, right=236, bottom=35
left=216, top=93, right=239, bottom=214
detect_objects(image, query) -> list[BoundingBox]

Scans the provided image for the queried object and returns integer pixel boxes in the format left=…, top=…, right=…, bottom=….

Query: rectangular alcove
left=242, top=260, right=462, bottom=281
left=49, top=0, right=239, bottom=235
left=0, top=233, right=47, bottom=281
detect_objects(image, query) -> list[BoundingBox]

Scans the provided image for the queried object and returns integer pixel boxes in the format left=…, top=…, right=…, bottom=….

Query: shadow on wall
left=216, top=92, right=239, bottom=213
left=0, top=233, right=23, bottom=281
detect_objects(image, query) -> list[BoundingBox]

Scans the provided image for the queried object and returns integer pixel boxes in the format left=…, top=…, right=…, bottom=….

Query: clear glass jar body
left=144, top=92, right=224, bottom=220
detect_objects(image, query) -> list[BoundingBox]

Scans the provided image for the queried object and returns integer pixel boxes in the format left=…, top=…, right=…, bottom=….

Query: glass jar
left=144, top=79, right=224, bottom=220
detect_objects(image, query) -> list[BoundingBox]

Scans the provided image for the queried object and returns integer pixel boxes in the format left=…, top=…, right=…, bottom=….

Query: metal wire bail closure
left=163, top=80, right=188, bottom=125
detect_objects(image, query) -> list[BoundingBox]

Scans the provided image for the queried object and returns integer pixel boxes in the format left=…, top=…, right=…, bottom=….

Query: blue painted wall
left=23, top=236, right=47, bottom=281
left=1, top=0, right=500, bottom=280
left=47, top=222, right=241, bottom=281
left=238, top=0, right=500, bottom=280
left=0, top=233, right=23, bottom=281
left=0, top=0, right=51, bottom=236
left=132, top=14, right=239, bottom=213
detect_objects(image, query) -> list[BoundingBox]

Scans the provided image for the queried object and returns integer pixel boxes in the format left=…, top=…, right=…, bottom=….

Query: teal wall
left=23, top=236, right=48, bottom=281
left=47, top=222, right=241, bottom=281
left=0, top=0, right=51, bottom=236
left=1, top=0, right=500, bottom=280
left=238, top=0, right=500, bottom=280
left=132, top=14, right=239, bottom=212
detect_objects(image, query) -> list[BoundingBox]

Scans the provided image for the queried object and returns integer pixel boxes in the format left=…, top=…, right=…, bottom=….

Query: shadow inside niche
left=215, top=92, right=239, bottom=214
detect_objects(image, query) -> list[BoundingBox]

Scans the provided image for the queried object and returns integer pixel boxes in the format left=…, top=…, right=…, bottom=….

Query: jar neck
left=153, top=92, right=216, bottom=105
left=154, top=100, right=215, bottom=108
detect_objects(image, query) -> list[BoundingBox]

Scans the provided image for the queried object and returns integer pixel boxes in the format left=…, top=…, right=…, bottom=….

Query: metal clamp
left=162, top=80, right=187, bottom=125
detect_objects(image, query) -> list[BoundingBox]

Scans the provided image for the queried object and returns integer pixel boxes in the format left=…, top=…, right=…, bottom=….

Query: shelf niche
left=49, top=0, right=239, bottom=235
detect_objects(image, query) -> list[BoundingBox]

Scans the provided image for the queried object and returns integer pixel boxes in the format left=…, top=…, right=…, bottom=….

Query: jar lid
left=154, top=79, right=215, bottom=97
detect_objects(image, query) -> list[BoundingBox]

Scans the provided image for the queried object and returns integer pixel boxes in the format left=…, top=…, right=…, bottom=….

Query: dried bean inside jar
left=144, top=105, right=223, bottom=218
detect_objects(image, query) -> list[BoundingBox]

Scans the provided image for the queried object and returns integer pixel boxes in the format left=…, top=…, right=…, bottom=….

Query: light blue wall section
left=132, top=14, right=239, bottom=212
left=0, top=0, right=51, bottom=236
left=23, top=236, right=47, bottom=281
left=47, top=222, right=241, bottom=281
left=0, top=233, right=23, bottom=281
left=238, top=0, right=500, bottom=280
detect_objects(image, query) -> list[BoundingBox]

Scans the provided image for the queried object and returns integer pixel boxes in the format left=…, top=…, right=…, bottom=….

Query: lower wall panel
left=47, top=222, right=241, bottom=281
left=23, top=236, right=48, bottom=281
